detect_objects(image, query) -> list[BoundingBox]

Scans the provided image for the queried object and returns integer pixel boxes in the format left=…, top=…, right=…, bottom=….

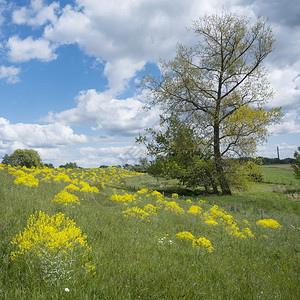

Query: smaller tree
left=292, top=147, right=300, bottom=179
left=137, top=115, right=219, bottom=193
left=44, top=163, right=55, bottom=169
left=1, top=149, right=43, bottom=168
left=59, top=162, right=79, bottom=169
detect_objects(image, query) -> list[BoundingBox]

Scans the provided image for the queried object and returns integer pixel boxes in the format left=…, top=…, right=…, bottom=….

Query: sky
left=0, top=0, right=299, bottom=168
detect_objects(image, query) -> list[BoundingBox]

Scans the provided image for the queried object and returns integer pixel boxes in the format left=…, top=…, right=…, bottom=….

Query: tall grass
left=0, top=165, right=299, bottom=299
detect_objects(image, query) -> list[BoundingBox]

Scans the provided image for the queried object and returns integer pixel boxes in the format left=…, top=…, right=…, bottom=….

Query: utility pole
left=277, top=146, right=280, bottom=160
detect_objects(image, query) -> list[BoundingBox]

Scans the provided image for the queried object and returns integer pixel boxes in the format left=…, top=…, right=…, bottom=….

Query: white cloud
left=12, top=0, right=59, bottom=27
left=6, top=36, right=57, bottom=62
left=79, top=145, right=147, bottom=167
left=43, top=0, right=218, bottom=92
left=268, top=111, right=300, bottom=136
left=103, top=58, right=145, bottom=93
left=0, top=65, right=20, bottom=83
left=266, top=60, right=300, bottom=110
left=257, top=141, right=298, bottom=159
left=43, top=89, right=160, bottom=136
left=0, top=117, right=89, bottom=148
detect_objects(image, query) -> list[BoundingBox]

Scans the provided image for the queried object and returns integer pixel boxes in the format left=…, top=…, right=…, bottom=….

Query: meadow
left=0, top=164, right=299, bottom=299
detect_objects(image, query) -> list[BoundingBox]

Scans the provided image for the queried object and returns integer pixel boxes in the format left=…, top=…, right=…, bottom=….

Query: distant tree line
left=256, top=157, right=296, bottom=165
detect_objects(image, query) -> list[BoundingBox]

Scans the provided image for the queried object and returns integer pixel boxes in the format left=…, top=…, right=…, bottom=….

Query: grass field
left=261, top=164, right=299, bottom=185
left=0, top=164, right=299, bottom=299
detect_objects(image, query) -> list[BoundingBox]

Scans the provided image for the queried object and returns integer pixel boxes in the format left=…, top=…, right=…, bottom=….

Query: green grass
left=0, top=165, right=299, bottom=299
left=261, top=164, right=299, bottom=185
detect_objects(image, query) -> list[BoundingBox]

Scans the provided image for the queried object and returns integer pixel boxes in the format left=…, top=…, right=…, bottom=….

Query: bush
left=292, top=146, right=300, bottom=179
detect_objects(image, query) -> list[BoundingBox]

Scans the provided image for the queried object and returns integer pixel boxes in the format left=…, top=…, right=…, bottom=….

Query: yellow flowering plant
left=176, top=231, right=195, bottom=241
left=52, top=190, right=81, bottom=206
left=176, top=231, right=214, bottom=252
left=192, top=237, right=214, bottom=253
left=187, top=205, right=202, bottom=215
left=11, top=211, right=94, bottom=283
left=11, top=211, right=91, bottom=259
left=164, top=201, right=185, bottom=214
left=256, top=219, right=281, bottom=229
left=122, top=207, right=150, bottom=221
left=202, top=205, right=254, bottom=238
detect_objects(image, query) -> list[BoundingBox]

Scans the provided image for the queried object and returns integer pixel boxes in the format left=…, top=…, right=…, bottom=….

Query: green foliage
left=1, top=149, right=43, bottom=168
left=138, top=115, right=265, bottom=193
left=258, top=157, right=295, bottom=165
left=138, top=115, right=219, bottom=193
left=224, top=159, right=263, bottom=190
left=44, top=163, right=55, bottom=169
left=140, top=12, right=282, bottom=194
left=292, top=146, right=300, bottom=179
left=59, top=162, right=80, bottom=169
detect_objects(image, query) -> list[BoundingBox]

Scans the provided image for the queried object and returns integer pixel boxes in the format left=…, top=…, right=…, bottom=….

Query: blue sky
left=0, top=0, right=299, bottom=167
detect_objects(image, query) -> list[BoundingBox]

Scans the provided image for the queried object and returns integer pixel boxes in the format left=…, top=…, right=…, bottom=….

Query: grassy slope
left=0, top=165, right=299, bottom=299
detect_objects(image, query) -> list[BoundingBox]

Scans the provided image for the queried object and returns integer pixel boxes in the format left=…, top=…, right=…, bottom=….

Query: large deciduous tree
left=1, top=149, right=43, bottom=168
left=140, top=13, right=282, bottom=195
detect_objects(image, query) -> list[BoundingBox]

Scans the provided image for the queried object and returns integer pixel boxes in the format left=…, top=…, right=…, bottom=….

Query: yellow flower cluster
left=52, top=190, right=81, bottom=206
left=176, top=231, right=214, bottom=252
left=176, top=231, right=195, bottom=241
left=3, top=164, right=142, bottom=192
left=122, top=207, right=150, bottom=221
left=110, top=193, right=137, bottom=206
left=13, top=169, right=39, bottom=187
left=187, top=205, right=202, bottom=215
left=192, top=237, right=214, bottom=253
left=164, top=201, right=185, bottom=215
left=256, top=219, right=281, bottom=229
left=78, top=181, right=99, bottom=193
left=143, top=204, right=158, bottom=215
left=203, top=205, right=254, bottom=238
left=11, top=211, right=90, bottom=260
left=64, top=183, right=80, bottom=192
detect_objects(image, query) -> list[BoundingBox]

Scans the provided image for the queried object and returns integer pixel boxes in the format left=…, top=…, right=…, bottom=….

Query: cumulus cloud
left=266, top=61, right=300, bottom=110
left=6, top=36, right=57, bottom=62
left=0, top=117, right=89, bottom=148
left=0, top=65, right=20, bottom=83
left=268, top=111, right=300, bottom=136
left=78, top=145, right=147, bottom=167
left=257, top=141, right=298, bottom=159
left=12, top=0, right=59, bottom=26
left=43, top=89, right=160, bottom=136
left=239, top=0, right=300, bottom=28
left=43, top=0, right=217, bottom=92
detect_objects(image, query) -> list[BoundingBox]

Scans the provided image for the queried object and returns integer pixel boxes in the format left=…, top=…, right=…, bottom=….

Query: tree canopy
left=1, top=149, right=43, bottom=168
left=59, top=162, right=80, bottom=169
left=139, top=12, right=282, bottom=195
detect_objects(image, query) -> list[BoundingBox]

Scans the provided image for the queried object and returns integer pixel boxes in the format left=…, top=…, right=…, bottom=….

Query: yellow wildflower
left=192, top=237, right=214, bottom=252
left=188, top=205, right=202, bottom=215
left=256, top=219, right=281, bottom=229
left=52, top=190, right=81, bottom=206
left=164, top=201, right=184, bottom=214
left=176, top=231, right=195, bottom=241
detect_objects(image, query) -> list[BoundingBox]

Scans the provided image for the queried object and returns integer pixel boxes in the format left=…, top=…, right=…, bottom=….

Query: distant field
left=261, top=164, right=298, bottom=184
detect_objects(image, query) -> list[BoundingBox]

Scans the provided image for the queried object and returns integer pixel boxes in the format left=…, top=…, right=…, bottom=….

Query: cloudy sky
left=0, top=0, right=299, bottom=167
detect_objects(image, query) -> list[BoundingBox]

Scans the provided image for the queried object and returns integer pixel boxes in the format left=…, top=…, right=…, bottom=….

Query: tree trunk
left=215, top=155, right=231, bottom=195
left=205, top=169, right=219, bottom=195
left=213, top=110, right=232, bottom=195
